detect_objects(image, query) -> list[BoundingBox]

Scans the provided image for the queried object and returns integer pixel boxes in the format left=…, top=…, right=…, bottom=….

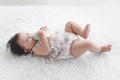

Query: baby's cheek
left=29, top=43, right=33, bottom=49
left=30, top=40, right=35, bottom=45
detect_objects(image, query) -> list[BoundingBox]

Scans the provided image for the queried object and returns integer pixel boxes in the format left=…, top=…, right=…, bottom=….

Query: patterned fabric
left=31, top=31, right=81, bottom=63
left=45, top=31, right=80, bottom=62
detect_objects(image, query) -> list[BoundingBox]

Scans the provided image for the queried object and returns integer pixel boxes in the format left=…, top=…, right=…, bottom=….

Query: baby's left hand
left=36, top=26, right=48, bottom=38
left=40, top=26, right=47, bottom=31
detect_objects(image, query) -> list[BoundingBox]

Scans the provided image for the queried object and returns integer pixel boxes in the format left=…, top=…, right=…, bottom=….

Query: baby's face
left=17, top=33, right=36, bottom=53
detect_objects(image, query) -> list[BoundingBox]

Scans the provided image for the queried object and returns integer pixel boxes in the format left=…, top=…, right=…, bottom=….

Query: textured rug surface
left=0, top=6, right=120, bottom=80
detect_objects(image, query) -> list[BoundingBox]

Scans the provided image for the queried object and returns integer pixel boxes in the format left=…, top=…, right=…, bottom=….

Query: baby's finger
left=40, top=27, right=42, bottom=30
left=40, top=27, right=44, bottom=30
left=43, top=26, right=45, bottom=29
left=44, top=26, right=47, bottom=28
left=39, top=26, right=47, bottom=31
left=43, top=26, right=47, bottom=29
left=43, top=26, right=47, bottom=30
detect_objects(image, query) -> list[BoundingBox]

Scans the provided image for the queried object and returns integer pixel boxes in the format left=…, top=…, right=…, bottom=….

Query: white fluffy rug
left=0, top=6, right=120, bottom=80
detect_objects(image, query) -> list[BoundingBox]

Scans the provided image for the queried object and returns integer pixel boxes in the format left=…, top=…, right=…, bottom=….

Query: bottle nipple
left=33, top=33, right=39, bottom=41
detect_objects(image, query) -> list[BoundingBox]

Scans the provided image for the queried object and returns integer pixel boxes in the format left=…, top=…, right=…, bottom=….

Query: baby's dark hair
left=6, top=33, right=29, bottom=56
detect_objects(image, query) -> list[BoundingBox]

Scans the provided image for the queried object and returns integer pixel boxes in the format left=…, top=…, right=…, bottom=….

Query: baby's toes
left=108, top=45, right=112, bottom=51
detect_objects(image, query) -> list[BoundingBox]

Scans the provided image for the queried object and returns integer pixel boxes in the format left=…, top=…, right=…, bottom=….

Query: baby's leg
left=70, top=40, right=112, bottom=57
left=64, top=21, right=90, bottom=39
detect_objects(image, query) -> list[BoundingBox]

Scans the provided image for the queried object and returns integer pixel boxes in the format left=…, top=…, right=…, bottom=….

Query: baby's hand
left=40, top=26, right=47, bottom=31
left=37, top=26, right=47, bottom=39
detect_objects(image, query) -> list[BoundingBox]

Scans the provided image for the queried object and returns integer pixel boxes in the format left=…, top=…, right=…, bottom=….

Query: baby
left=7, top=21, right=112, bottom=62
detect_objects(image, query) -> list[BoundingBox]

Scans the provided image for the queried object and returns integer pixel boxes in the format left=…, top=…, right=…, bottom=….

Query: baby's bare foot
left=100, top=44, right=112, bottom=53
left=82, top=24, right=90, bottom=39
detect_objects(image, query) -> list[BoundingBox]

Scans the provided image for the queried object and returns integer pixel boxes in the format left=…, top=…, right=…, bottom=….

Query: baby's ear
left=24, top=49, right=30, bottom=53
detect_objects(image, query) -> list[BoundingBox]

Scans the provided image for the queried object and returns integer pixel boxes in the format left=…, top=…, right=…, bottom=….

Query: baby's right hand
left=37, top=26, right=47, bottom=39
left=40, top=26, right=47, bottom=31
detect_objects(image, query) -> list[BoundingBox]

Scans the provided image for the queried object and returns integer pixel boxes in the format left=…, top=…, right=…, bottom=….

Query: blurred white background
left=0, top=0, right=119, bottom=6
left=0, top=0, right=120, bottom=80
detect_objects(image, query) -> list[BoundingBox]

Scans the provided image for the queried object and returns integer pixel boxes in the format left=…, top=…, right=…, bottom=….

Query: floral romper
left=31, top=31, right=81, bottom=62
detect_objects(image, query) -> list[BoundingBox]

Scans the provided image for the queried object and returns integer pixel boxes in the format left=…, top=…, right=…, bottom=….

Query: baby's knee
left=66, top=21, right=71, bottom=27
left=66, top=21, right=74, bottom=26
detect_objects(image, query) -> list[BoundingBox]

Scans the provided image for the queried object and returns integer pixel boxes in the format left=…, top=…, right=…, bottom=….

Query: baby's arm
left=33, top=27, right=51, bottom=56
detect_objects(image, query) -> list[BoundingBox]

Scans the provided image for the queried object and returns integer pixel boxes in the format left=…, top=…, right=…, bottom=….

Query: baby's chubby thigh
left=70, top=39, right=90, bottom=57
